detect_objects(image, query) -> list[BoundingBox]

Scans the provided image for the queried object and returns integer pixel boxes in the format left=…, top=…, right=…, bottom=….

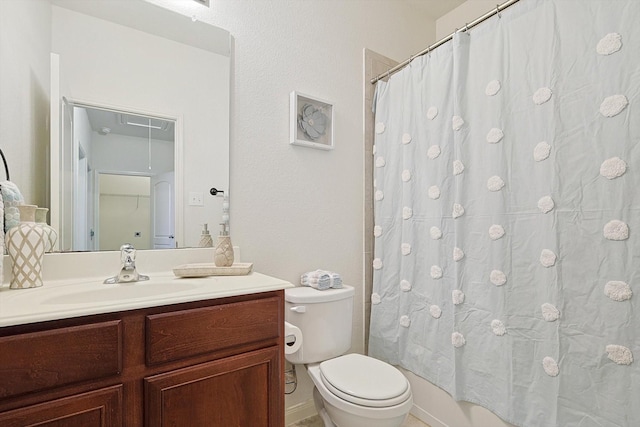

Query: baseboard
left=286, top=397, right=444, bottom=427
left=411, top=402, right=448, bottom=427
left=285, top=399, right=317, bottom=426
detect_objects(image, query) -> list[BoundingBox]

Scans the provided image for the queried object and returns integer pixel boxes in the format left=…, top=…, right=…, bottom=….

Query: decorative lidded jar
left=35, top=207, right=57, bottom=253
left=6, top=204, right=46, bottom=289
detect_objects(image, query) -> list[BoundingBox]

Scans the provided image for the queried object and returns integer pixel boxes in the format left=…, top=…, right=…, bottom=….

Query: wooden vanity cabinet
left=0, top=290, right=285, bottom=427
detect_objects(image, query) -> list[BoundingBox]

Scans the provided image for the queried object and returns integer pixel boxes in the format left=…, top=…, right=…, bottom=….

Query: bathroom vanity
left=0, top=267, right=293, bottom=426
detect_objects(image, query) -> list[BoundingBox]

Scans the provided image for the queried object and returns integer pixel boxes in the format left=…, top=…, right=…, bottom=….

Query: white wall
left=73, top=107, right=92, bottom=162
left=99, top=175, right=151, bottom=250
left=0, top=0, right=50, bottom=207
left=72, top=107, right=92, bottom=250
left=91, top=134, right=173, bottom=175
left=436, top=0, right=498, bottom=39
left=147, top=0, right=438, bottom=414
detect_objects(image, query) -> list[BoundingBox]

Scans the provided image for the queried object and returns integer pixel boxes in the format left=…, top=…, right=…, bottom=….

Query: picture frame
left=290, top=91, right=334, bottom=150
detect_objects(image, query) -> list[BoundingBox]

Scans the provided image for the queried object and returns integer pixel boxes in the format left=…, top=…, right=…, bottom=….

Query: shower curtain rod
left=370, top=0, right=521, bottom=85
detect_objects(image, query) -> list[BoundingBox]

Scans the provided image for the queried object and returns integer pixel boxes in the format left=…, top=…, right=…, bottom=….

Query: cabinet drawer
left=146, top=296, right=280, bottom=365
left=0, top=321, right=122, bottom=399
left=0, top=385, right=122, bottom=427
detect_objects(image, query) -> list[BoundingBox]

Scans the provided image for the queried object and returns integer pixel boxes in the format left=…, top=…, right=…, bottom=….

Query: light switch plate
left=188, top=192, right=204, bottom=206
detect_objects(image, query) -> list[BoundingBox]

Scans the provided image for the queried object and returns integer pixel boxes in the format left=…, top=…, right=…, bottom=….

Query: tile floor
left=289, top=413, right=430, bottom=427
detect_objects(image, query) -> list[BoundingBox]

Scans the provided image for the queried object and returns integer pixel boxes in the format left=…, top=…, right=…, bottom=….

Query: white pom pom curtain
left=369, top=1, right=639, bottom=425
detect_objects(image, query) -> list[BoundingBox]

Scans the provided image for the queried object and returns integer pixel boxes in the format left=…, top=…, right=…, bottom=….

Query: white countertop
left=0, top=271, right=294, bottom=328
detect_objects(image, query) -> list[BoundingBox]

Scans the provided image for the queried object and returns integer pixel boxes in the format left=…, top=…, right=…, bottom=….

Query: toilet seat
left=306, top=362, right=413, bottom=422
left=319, top=354, right=410, bottom=408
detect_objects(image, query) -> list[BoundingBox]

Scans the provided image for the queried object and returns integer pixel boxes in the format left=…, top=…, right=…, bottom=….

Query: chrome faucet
left=104, top=244, right=150, bottom=284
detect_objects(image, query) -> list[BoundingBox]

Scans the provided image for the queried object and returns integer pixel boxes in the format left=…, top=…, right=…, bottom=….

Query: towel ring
left=0, top=148, right=9, bottom=181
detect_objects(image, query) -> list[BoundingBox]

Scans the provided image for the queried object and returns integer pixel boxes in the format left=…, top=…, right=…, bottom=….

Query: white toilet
left=285, top=285, right=413, bottom=427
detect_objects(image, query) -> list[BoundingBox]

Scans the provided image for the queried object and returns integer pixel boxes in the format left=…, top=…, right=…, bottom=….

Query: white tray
left=173, top=262, right=253, bottom=278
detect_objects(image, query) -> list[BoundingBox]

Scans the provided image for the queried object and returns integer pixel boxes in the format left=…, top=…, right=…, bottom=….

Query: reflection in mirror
left=62, top=104, right=176, bottom=251
left=47, top=0, right=231, bottom=251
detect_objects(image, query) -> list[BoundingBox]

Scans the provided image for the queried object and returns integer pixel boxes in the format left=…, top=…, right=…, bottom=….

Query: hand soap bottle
left=198, top=223, right=213, bottom=247
left=214, top=223, right=234, bottom=267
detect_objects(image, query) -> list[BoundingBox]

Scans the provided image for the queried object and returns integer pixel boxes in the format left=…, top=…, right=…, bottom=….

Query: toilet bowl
left=307, top=354, right=412, bottom=427
left=284, top=286, right=412, bottom=427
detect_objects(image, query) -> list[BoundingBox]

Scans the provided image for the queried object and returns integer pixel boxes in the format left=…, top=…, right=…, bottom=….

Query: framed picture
left=290, top=91, right=334, bottom=150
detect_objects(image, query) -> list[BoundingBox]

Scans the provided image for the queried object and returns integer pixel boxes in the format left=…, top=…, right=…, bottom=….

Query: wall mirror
left=62, top=103, right=176, bottom=251
left=46, top=0, right=231, bottom=251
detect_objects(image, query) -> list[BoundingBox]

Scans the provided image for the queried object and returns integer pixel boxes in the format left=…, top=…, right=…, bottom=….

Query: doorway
left=61, top=104, right=176, bottom=251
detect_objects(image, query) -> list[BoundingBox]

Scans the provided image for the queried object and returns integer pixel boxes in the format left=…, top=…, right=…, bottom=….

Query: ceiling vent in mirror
left=192, top=0, right=210, bottom=7
left=117, top=113, right=171, bottom=131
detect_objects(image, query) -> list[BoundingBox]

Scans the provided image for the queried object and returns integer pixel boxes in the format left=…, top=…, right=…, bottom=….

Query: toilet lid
left=319, top=354, right=409, bottom=407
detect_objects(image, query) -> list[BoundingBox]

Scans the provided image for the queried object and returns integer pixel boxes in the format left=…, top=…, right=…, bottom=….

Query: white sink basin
left=43, top=281, right=198, bottom=304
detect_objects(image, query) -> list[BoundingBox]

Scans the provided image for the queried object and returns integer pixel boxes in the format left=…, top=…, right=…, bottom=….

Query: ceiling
left=405, top=0, right=467, bottom=19
left=84, top=107, right=175, bottom=142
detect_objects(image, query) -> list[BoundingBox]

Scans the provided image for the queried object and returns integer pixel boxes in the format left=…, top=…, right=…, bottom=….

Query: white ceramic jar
left=6, top=205, right=45, bottom=289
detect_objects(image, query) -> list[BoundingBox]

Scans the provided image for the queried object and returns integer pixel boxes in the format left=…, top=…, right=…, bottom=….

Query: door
left=72, top=152, right=89, bottom=251
left=150, top=171, right=175, bottom=249
left=97, top=174, right=152, bottom=251
left=145, top=346, right=283, bottom=427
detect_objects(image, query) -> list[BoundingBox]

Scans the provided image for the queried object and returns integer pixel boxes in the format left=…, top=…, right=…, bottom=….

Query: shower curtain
left=369, top=1, right=639, bottom=426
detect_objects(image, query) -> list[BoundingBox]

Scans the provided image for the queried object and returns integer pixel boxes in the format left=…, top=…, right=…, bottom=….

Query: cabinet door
left=0, top=385, right=122, bottom=427
left=145, top=346, right=283, bottom=427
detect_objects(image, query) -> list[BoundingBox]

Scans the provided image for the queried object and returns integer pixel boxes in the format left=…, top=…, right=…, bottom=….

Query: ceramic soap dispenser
left=214, top=223, right=234, bottom=267
left=198, top=223, right=213, bottom=248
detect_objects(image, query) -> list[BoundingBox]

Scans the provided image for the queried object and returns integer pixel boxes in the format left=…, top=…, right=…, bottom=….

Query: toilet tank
left=284, top=285, right=354, bottom=364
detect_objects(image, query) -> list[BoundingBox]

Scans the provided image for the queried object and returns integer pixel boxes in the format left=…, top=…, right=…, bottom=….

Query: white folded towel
left=301, top=270, right=343, bottom=290
left=327, top=271, right=343, bottom=288
left=304, top=279, right=331, bottom=290
left=301, top=270, right=330, bottom=290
